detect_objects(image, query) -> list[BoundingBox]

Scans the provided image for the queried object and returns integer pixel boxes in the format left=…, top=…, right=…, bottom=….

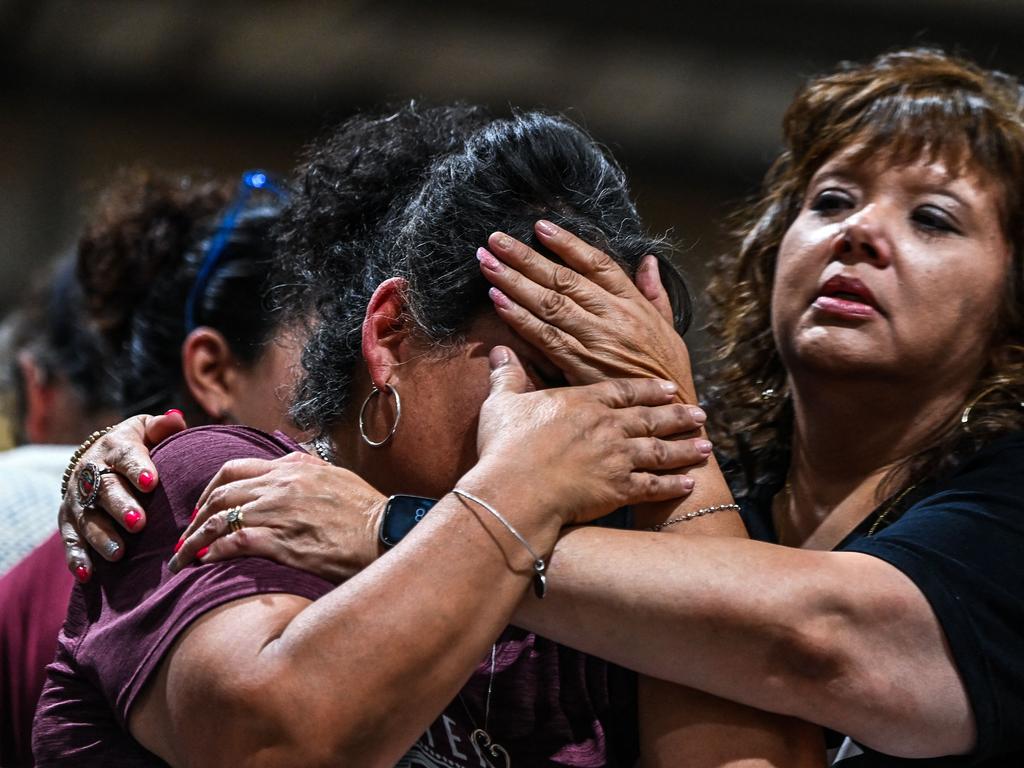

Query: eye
left=809, top=188, right=854, bottom=216
left=911, top=204, right=961, bottom=235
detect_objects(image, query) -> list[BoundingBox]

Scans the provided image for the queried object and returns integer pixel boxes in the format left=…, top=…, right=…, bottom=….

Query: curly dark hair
left=287, top=110, right=691, bottom=434
left=78, top=167, right=285, bottom=419
left=273, top=102, right=494, bottom=325
left=705, top=47, right=1024, bottom=496
left=272, top=102, right=491, bottom=430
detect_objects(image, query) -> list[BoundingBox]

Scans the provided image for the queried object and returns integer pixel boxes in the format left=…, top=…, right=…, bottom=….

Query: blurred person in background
left=0, top=254, right=120, bottom=574
left=0, top=253, right=120, bottom=767
left=1, top=165, right=293, bottom=768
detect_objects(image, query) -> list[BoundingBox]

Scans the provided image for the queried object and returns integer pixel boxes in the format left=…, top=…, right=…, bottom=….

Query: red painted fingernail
left=190, top=506, right=199, bottom=522
left=196, top=546, right=209, bottom=559
left=124, top=509, right=142, bottom=531
left=164, top=408, right=184, bottom=418
left=535, top=220, right=559, bottom=236
left=174, top=539, right=184, bottom=553
left=138, top=470, right=155, bottom=491
left=489, top=287, right=512, bottom=310
left=74, top=566, right=90, bottom=583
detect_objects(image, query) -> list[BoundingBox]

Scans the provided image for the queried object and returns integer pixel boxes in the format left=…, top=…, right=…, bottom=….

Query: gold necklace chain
left=867, top=483, right=918, bottom=536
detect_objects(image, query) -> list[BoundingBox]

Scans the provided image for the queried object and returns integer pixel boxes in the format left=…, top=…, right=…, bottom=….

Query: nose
left=831, top=203, right=892, bottom=267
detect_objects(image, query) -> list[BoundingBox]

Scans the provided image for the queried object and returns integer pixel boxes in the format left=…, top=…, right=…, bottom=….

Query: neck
left=779, top=368, right=969, bottom=547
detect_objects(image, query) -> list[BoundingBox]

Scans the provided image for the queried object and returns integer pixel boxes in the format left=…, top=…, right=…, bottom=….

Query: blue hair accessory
left=184, top=169, right=285, bottom=332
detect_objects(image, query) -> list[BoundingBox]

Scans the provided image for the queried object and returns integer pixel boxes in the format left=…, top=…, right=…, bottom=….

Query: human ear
left=17, top=352, right=57, bottom=443
left=181, top=328, right=242, bottom=422
left=361, top=277, right=412, bottom=388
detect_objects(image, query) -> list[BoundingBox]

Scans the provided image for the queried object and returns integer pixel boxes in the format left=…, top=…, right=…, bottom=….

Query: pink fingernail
left=535, top=220, right=559, bottom=236
left=124, top=509, right=142, bottom=531
left=173, top=539, right=184, bottom=553
left=164, top=408, right=184, bottom=418
left=681, top=477, right=695, bottom=491
left=476, top=247, right=503, bottom=272
left=489, top=287, right=512, bottom=310
left=689, top=407, right=707, bottom=424
left=196, top=546, right=209, bottom=559
left=74, top=566, right=90, bottom=584
left=138, top=471, right=155, bottom=491
left=697, top=440, right=713, bottom=455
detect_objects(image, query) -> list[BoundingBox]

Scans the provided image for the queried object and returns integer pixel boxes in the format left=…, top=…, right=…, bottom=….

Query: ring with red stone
left=77, top=462, right=115, bottom=509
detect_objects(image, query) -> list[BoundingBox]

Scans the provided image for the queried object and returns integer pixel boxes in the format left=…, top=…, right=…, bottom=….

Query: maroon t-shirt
left=0, top=533, right=73, bottom=768
left=33, top=425, right=636, bottom=766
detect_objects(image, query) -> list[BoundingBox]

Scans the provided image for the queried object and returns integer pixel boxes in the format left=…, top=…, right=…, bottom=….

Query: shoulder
left=150, top=426, right=305, bottom=517
left=152, top=424, right=302, bottom=466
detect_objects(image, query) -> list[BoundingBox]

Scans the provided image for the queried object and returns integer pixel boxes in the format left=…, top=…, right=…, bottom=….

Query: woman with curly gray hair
left=159, top=48, right=1024, bottom=765
left=35, top=109, right=799, bottom=767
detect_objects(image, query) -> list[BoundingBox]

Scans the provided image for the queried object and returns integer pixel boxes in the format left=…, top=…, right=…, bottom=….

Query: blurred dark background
left=2, top=0, right=1023, bottom=332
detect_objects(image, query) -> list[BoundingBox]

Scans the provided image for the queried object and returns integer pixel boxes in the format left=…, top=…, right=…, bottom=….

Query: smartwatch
left=379, top=494, right=438, bottom=547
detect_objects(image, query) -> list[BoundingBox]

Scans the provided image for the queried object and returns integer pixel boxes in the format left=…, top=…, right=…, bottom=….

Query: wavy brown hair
left=705, top=48, right=1024, bottom=497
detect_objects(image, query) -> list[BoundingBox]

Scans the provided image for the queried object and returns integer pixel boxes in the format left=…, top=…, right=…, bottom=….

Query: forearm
left=514, top=530, right=971, bottom=756
left=151, top=467, right=560, bottom=768
left=631, top=453, right=744, bottom=535
left=267, top=472, right=551, bottom=761
left=633, top=460, right=824, bottom=767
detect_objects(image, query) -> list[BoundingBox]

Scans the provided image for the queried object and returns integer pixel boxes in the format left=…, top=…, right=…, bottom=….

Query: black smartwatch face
left=380, top=495, right=437, bottom=547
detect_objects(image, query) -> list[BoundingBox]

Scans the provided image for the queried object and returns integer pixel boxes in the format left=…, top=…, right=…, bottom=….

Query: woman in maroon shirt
left=35, top=110, right=811, bottom=766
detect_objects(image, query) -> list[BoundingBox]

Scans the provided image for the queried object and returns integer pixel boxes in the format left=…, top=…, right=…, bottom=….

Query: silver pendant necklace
left=459, top=643, right=510, bottom=768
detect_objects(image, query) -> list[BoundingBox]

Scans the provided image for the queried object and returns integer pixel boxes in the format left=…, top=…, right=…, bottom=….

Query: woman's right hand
left=61, top=410, right=188, bottom=581
left=471, top=346, right=709, bottom=527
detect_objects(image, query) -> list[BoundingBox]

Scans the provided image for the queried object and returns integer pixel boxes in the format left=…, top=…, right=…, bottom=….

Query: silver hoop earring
left=359, top=384, right=401, bottom=447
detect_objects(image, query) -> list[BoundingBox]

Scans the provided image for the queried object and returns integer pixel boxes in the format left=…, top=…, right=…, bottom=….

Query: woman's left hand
left=478, top=220, right=697, bottom=402
left=168, top=451, right=386, bottom=581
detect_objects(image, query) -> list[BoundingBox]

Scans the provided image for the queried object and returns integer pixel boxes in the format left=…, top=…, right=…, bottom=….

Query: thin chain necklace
left=866, top=483, right=917, bottom=536
left=458, top=643, right=510, bottom=768
left=775, top=478, right=917, bottom=545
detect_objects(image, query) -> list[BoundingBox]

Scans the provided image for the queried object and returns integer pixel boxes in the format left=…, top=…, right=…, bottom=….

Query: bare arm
left=515, top=530, right=972, bottom=759
left=484, top=224, right=971, bottom=758
left=127, top=352, right=700, bottom=767
left=133, top=483, right=565, bottom=768
left=484, top=225, right=826, bottom=765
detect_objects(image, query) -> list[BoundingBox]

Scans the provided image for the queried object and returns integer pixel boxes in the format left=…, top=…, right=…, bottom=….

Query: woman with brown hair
left=474, top=48, right=1024, bottom=765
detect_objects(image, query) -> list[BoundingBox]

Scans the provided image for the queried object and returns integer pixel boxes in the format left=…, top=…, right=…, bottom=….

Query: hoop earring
left=960, top=384, right=1024, bottom=429
left=359, top=384, right=402, bottom=447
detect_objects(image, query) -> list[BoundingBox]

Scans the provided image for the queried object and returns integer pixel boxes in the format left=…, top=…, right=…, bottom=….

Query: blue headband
left=183, top=169, right=285, bottom=332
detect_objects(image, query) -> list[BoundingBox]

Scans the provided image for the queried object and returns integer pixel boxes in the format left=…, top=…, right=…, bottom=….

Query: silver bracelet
left=647, top=503, right=741, bottom=532
left=451, top=488, right=548, bottom=599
